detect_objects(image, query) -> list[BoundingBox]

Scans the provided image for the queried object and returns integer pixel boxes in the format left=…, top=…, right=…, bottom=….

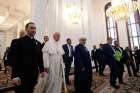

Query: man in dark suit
left=103, top=37, right=119, bottom=89
left=91, top=45, right=98, bottom=73
left=7, top=31, right=26, bottom=66
left=124, top=47, right=138, bottom=77
left=41, top=36, right=49, bottom=49
left=96, top=44, right=105, bottom=76
left=74, top=37, right=92, bottom=93
left=62, top=38, right=74, bottom=85
left=11, top=22, right=45, bottom=93
left=134, top=47, right=140, bottom=73
left=114, top=40, right=126, bottom=84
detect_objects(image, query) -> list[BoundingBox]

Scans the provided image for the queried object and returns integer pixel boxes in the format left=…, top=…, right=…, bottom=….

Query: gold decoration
left=106, top=0, right=138, bottom=20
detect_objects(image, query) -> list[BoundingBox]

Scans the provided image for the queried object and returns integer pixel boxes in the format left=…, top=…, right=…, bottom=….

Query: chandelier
left=0, top=7, right=9, bottom=24
left=106, top=0, right=138, bottom=20
left=63, top=3, right=81, bottom=24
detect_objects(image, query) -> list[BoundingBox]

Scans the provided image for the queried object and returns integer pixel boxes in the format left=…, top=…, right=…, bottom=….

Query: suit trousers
left=104, top=57, right=119, bottom=85
left=116, top=62, right=124, bottom=83
left=97, top=58, right=105, bottom=75
left=93, top=59, right=98, bottom=72
left=126, top=60, right=137, bottom=76
left=64, top=57, right=73, bottom=84
left=15, top=79, right=37, bottom=93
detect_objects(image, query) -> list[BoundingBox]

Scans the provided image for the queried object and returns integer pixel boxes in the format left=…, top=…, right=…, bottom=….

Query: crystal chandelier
left=106, top=0, right=138, bottom=20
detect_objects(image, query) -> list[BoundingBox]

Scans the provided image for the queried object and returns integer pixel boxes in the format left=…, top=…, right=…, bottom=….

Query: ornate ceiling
left=0, top=0, right=30, bottom=31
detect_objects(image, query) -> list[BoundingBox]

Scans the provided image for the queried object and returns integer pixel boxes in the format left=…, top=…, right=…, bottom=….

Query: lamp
left=106, top=0, right=138, bottom=20
left=63, top=3, right=81, bottom=24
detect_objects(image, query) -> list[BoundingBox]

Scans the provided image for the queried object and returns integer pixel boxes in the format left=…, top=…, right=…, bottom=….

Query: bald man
left=74, top=37, right=92, bottom=93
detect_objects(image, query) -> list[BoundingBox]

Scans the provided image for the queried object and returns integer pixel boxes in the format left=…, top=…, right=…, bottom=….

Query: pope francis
left=42, top=32, right=65, bottom=93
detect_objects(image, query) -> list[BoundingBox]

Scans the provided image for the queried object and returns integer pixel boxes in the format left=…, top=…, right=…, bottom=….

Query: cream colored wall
left=91, top=0, right=107, bottom=47
left=5, top=26, right=18, bottom=47
left=0, top=26, right=17, bottom=57
left=117, top=21, right=129, bottom=48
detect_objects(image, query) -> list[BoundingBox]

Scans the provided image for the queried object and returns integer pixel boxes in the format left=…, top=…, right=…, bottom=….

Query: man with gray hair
left=74, top=37, right=92, bottom=93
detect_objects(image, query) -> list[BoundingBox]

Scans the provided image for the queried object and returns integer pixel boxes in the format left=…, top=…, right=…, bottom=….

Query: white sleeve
left=42, top=43, right=50, bottom=68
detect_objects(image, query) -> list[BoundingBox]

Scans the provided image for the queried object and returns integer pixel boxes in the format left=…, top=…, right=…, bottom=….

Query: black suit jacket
left=134, top=50, right=140, bottom=61
left=41, top=42, right=45, bottom=49
left=62, top=44, right=74, bottom=62
left=91, top=49, right=97, bottom=60
left=103, top=44, right=115, bottom=59
left=7, top=39, right=19, bottom=66
left=11, top=36, right=44, bottom=81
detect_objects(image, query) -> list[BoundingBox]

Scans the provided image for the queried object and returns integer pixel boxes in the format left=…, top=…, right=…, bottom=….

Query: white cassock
left=42, top=41, right=64, bottom=93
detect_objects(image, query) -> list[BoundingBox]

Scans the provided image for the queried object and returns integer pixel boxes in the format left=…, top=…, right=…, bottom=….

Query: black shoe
left=111, top=84, right=120, bottom=89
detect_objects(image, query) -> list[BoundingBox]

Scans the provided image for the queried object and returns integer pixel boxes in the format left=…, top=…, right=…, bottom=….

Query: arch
left=104, top=2, right=119, bottom=44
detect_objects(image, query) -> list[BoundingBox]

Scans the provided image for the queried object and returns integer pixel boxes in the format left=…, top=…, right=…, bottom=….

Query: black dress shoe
left=111, top=84, right=120, bottom=89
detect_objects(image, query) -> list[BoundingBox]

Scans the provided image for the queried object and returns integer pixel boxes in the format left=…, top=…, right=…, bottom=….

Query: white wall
left=91, top=0, right=107, bottom=47
left=0, top=31, right=6, bottom=59
left=117, top=21, right=129, bottom=48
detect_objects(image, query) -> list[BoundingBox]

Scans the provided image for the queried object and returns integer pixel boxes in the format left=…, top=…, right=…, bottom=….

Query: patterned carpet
left=0, top=67, right=14, bottom=93
left=1, top=66, right=140, bottom=93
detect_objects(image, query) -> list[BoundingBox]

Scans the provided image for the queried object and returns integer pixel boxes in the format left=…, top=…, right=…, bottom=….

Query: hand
left=44, top=68, right=49, bottom=73
left=12, top=77, right=21, bottom=86
left=40, top=72, right=46, bottom=78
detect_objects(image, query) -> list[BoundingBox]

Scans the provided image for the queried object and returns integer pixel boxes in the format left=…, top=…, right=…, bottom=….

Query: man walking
left=11, top=22, right=44, bottom=93
left=62, top=38, right=74, bottom=85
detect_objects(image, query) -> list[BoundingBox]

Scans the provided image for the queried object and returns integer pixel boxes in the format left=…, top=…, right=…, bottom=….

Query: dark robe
left=11, top=35, right=44, bottom=93
left=74, top=44, right=92, bottom=93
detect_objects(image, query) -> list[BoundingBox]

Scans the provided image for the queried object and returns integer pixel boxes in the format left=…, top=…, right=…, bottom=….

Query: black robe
left=74, top=44, right=92, bottom=93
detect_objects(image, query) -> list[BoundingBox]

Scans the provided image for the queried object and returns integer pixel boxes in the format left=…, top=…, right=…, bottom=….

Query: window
left=127, top=10, right=140, bottom=49
left=105, top=2, right=119, bottom=43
